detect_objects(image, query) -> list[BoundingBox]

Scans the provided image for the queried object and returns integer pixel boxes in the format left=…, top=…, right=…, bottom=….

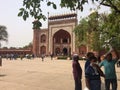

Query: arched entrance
left=79, top=45, right=87, bottom=57
left=55, top=47, right=60, bottom=55
left=63, top=48, right=68, bottom=55
left=40, top=46, right=46, bottom=55
left=53, top=29, right=71, bottom=56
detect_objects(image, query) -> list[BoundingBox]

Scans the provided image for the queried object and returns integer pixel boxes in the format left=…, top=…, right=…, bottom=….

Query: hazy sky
left=0, top=0, right=110, bottom=48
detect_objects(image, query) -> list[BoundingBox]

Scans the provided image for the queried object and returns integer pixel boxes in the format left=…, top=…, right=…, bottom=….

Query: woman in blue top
left=99, top=48, right=119, bottom=90
left=85, top=56, right=105, bottom=90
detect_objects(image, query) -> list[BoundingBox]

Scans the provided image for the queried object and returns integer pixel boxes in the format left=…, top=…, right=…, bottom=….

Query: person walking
left=99, top=47, right=119, bottom=90
left=50, top=53, right=54, bottom=60
left=72, top=54, right=82, bottom=90
left=85, top=56, right=105, bottom=90
left=41, top=54, right=45, bottom=61
left=0, top=56, right=2, bottom=66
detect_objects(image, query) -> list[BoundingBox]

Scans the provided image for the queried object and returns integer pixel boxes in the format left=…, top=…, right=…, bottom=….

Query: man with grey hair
left=72, top=54, right=82, bottom=90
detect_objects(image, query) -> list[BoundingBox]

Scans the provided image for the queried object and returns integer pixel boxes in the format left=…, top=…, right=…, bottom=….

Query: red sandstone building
left=0, top=49, right=33, bottom=58
left=0, top=49, right=32, bottom=57
left=33, top=13, right=88, bottom=57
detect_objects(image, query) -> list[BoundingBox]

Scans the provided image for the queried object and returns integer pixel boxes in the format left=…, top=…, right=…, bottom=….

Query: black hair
left=73, top=54, right=79, bottom=61
left=87, top=52, right=94, bottom=58
left=105, top=53, right=112, bottom=61
left=89, top=56, right=97, bottom=62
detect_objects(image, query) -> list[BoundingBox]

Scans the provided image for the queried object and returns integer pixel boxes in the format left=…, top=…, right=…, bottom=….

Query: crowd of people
left=72, top=47, right=119, bottom=90
left=0, top=54, right=35, bottom=60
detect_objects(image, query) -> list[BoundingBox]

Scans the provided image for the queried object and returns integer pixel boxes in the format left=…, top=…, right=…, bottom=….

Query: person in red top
left=72, top=54, right=82, bottom=90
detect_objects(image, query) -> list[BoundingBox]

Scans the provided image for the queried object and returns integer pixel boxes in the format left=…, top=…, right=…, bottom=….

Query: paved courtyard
left=0, top=57, right=120, bottom=90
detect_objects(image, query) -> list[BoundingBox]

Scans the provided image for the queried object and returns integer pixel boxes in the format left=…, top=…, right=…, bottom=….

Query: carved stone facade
left=33, top=13, right=87, bottom=57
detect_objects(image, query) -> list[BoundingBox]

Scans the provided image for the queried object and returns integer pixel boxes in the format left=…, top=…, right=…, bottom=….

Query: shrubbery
left=57, top=56, right=70, bottom=60
left=57, top=56, right=86, bottom=60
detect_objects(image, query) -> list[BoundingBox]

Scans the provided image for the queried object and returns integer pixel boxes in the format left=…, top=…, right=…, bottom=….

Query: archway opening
left=53, top=29, right=71, bottom=44
left=40, top=46, right=46, bottom=55
left=63, top=48, right=68, bottom=56
left=79, top=45, right=87, bottom=57
left=55, top=47, right=60, bottom=55
left=53, top=29, right=71, bottom=56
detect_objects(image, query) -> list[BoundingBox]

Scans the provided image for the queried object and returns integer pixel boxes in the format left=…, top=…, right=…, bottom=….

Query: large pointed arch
left=53, top=29, right=71, bottom=56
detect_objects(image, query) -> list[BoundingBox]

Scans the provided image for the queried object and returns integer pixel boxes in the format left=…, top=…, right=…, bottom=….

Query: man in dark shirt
left=85, top=56, right=105, bottom=90
left=72, top=54, right=82, bottom=90
left=84, top=52, right=95, bottom=71
left=84, top=52, right=94, bottom=88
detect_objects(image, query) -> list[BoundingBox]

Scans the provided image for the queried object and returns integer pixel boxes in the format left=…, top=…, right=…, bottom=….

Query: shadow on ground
left=0, top=74, right=6, bottom=77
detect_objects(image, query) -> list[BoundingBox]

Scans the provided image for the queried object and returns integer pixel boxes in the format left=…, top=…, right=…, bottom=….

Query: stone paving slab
left=0, top=57, right=120, bottom=90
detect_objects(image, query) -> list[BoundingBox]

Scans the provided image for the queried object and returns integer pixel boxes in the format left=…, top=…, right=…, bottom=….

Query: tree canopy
left=74, top=11, right=101, bottom=51
left=0, top=25, right=8, bottom=47
left=18, top=0, right=120, bottom=28
left=74, top=10, right=120, bottom=51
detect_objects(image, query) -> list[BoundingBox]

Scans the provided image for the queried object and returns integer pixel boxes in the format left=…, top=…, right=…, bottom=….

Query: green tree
left=18, top=0, right=120, bottom=28
left=0, top=25, right=8, bottom=47
left=100, top=11, right=120, bottom=50
left=18, top=0, right=57, bottom=29
left=23, top=42, right=33, bottom=49
left=75, top=10, right=120, bottom=51
left=74, top=11, right=102, bottom=51
left=74, top=18, right=88, bottom=47
left=60, top=0, right=120, bottom=13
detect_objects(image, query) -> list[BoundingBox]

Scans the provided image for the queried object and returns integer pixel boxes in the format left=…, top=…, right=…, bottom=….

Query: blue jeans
left=105, top=79, right=117, bottom=90
left=90, top=80, right=101, bottom=90
left=75, top=79, right=82, bottom=90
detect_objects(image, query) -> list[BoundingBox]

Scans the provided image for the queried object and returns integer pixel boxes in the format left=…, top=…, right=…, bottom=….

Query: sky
left=0, top=0, right=110, bottom=48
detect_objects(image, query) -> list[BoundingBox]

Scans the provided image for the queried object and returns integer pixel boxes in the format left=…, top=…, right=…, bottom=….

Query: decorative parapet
left=48, top=13, right=77, bottom=21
